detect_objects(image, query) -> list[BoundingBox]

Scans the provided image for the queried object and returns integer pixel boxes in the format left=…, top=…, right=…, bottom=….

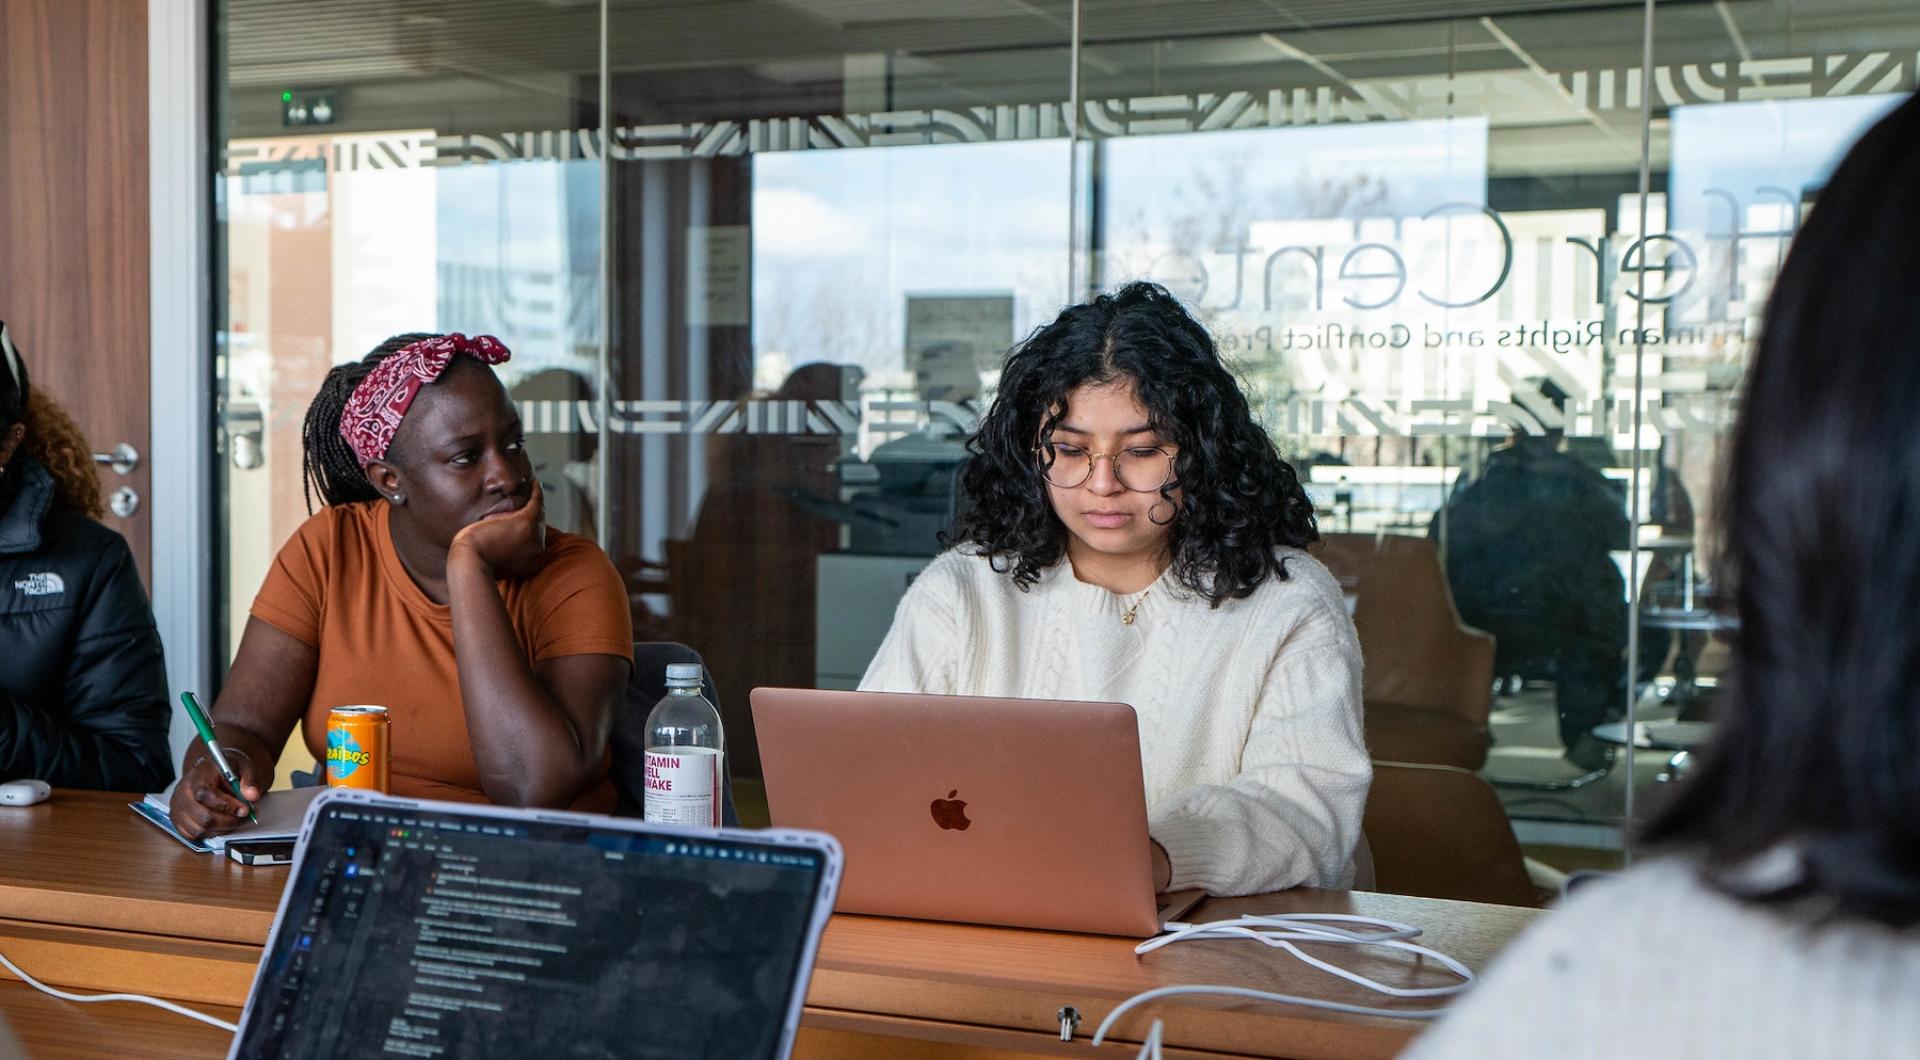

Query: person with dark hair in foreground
left=1406, top=94, right=1920, bottom=1059
left=861, top=282, right=1368, bottom=897
left=0, top=321, right=173, bottom=791
left=170, top=333, right=633, bottom=839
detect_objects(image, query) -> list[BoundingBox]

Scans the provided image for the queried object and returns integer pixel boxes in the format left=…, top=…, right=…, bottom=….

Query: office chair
left=1361, top=760, right=1547, bottom=908
left=1314, top=533, right=1496, bottom=770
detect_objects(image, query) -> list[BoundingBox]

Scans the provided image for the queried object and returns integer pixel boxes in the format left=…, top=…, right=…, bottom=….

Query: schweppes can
left=326, top=705, right=390, bottom=792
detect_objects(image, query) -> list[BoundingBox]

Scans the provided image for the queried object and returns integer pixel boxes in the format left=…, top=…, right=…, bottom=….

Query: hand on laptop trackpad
left=1156, top=889, right=1205, bottom=926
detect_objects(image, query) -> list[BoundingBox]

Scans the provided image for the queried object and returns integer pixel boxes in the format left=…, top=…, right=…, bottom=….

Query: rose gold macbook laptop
left=750, top=688, right=1203, bottom=937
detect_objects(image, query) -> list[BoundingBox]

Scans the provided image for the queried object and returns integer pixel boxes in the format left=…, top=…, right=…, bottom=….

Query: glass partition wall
left=214, top=0, right=1920, bottom=891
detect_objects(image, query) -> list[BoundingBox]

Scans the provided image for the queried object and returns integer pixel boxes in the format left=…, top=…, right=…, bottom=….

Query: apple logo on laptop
left=930, top=790, right=971, bottom=831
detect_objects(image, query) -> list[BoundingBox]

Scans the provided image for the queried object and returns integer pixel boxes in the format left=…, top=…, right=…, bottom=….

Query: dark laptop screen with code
left=234, top=798, right=832, bottom=1060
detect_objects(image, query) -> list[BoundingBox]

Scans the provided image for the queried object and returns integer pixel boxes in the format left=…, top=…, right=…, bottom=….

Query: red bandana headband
left=338, top=333, right=511, bottom=467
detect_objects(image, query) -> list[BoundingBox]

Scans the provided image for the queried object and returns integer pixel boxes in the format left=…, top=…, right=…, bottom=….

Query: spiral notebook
left=130, top=783, right=325, bottom=854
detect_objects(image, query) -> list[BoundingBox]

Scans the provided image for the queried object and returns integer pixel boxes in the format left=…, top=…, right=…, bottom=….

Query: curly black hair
left=300, top=332, right=437, bottom=513
left=948, top=281, right=1317, bottom=606
left=0, top=323, right=105, bottom=517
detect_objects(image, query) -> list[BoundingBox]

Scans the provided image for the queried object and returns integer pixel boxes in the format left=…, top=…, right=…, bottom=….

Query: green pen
left=180, top=692, right=258, bottom=824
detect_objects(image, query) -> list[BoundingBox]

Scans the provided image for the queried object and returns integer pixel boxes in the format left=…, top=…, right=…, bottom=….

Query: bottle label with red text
left=642, top=746, right=722, bottom=827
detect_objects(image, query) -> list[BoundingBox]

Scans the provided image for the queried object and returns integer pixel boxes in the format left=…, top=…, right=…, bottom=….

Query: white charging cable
left=0, top=947, right=239, bottom=1033
left=1091, top=913, right=1475, bottom=1053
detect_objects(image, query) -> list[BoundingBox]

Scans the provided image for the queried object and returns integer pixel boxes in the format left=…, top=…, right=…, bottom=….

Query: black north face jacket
left=0, top=457, right=173, bottom=790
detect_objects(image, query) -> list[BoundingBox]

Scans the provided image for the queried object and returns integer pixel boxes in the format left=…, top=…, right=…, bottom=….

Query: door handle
left=92, top=443, right=140, bottom=475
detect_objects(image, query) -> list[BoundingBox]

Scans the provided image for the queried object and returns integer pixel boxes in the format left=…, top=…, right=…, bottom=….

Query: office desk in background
left=0, top=791, right=1540, bottom=1059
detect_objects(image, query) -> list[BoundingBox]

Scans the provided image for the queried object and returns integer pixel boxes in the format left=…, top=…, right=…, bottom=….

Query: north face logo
left=13, top=573, right=64, bottom=597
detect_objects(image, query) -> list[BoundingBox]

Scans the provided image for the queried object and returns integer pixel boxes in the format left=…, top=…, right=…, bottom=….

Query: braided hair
left=300, top=332, right=436, bottom=512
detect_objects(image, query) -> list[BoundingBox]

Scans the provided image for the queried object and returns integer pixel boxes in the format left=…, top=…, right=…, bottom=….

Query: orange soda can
left=326, top=705, right=390, bottom=792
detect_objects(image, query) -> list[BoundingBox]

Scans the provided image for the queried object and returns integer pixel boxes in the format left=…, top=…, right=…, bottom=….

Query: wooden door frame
left=148, top=0, right=215, bottom=768
left=1, top=0, right=155, bottom=583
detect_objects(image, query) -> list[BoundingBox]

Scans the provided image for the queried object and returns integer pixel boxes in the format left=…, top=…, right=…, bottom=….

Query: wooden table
left=0, top=791, right=1541, bottom=1059
left=0, top=979, right=238, bottom=1060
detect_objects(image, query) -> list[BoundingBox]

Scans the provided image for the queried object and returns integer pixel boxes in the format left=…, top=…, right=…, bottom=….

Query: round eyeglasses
left=1033, top=442, right=1176, bottom=492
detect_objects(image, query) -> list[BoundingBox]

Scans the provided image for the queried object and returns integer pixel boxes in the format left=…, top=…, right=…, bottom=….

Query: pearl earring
left=390, top=493, right=405, bottom=504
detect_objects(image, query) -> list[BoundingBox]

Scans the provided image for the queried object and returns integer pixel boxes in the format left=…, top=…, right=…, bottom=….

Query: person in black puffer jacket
left=0, top=321, right=173, bottom=791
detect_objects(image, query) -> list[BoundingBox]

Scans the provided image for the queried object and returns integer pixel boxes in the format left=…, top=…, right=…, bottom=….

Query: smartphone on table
left=226, top=839, right=296, bottom=866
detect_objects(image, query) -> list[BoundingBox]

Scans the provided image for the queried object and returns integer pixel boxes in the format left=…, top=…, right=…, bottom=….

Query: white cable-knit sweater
left=859, top=547, right=1370, bottom=896
left=1403, top=858, right=1920, bottom=1059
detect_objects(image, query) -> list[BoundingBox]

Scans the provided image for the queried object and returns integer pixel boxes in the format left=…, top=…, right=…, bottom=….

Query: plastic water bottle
left=643, top=663, right=725, bottom=827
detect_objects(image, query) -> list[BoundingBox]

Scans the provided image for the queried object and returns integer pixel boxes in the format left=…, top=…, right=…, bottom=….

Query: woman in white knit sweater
left=861, top=281, right=1369, bottom=897
left=1407, top=94, right=1920, bottom=1059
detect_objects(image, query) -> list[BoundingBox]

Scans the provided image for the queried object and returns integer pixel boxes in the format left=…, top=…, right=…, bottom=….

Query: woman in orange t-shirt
left=171, top=333, right=633, bottom=838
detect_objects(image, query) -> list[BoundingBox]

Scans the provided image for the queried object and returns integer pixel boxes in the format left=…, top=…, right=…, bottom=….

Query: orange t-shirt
left=249, top=501, right=633, bottom=810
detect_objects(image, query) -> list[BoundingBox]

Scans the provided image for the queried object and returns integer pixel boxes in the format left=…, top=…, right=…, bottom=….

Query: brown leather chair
left=1362, top=761, right=1543, bottom=907
left=663, top=366, right=863, bottom=781
left=1313, top=532, right=1495, bottom=770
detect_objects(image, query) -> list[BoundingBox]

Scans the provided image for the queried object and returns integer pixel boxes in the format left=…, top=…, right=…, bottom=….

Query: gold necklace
left=1121, top=589, right=1151, bottom=625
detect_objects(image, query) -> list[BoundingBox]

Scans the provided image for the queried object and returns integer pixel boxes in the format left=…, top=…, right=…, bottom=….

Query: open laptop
left=751, top=688, right=1202, bottom=937
left=229, top=789, right=841, bottom=1060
